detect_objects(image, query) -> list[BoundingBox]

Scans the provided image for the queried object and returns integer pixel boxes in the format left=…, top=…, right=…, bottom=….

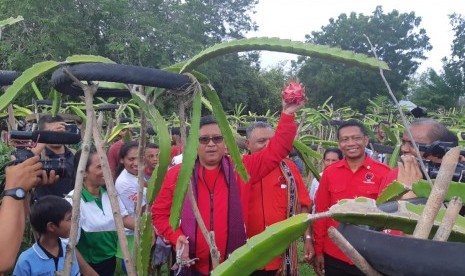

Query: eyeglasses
left=199, top=135, right=224, bottom=144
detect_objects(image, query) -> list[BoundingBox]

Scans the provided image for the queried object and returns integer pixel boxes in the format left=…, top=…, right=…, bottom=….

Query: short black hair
left=146, top=143, right=159, bottom=149
left=199, top=115, right=217, bottom=128
left=38, top=115, right=64, bottom=130
left=337, top=120, right=367, bottom=139
left=171, top=126, right=190, bottom=136
left=30, top=195, right=72, bottom=234
left=323, top=147, right=343, bottom=160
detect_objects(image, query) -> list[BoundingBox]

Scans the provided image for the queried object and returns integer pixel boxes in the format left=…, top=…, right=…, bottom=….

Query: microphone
left=10, top=130, right=81, bottom=144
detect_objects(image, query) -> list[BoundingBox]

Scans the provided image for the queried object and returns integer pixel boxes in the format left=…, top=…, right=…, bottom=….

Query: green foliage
left=331, top=198, right=465, bottom=242
left=182, top=37, right=388, bottom=73
left=376, top=181, right=409, bottom=204
left=169, top=90, right=202, bottom=229
left=136, top=213, right=153, bottom=276
left=204, top=85, right=249, bottom=182
left=293, top=140, right=322, bottom=180
left=0, top=16, right=23, bottom=27
left=130, top=92, right=171, bottom=204
left=297, top=6, right=431, bottom=112
left=413, top=179, right=465, bottom=203
left=212, top=213, right=310, bottom=276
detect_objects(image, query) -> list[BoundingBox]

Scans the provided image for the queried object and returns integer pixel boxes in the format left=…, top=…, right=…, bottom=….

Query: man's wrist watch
left=2, top=187, right=27, bottom=200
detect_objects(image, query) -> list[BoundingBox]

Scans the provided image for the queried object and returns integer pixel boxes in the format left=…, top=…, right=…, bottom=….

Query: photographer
left=30, top=115, right=76, bottom=200
left=0, top=156, right=57, bottom=272
left=379, top=118, right=459, bottom=198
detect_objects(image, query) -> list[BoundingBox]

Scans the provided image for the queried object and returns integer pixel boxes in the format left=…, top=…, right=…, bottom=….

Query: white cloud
left=247, top=0, right=463, bottom=72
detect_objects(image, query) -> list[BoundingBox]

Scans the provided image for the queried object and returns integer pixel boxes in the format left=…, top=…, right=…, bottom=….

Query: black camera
left=418, top=141, right=465, bottom=183
left=423, top=160, right=465, bottom=183
left=6, top=129, right=81, bottom=177
left=65, top=123, right=79, bottom=134
left=12, top=147, right=66, bottom=177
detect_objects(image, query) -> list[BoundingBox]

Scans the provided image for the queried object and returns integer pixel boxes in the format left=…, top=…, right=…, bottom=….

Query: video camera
left=418, top=141, right=465, bottom=183
left=6, top=129, right=81, bottom=177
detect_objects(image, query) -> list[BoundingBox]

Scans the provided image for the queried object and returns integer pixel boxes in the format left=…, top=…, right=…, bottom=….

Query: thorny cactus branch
left=328, top=227, right=382, bottom=276
left=413, top=147, right=460, bottom=239
left=59, top=70, right=96, bottom=276
left=187, top=182, right=221, bottom=268
left=364, top=35, right=433, bottom=187
left=433, top=196, right=463, bottom=241
left=134, top=108, right=147, bottom=258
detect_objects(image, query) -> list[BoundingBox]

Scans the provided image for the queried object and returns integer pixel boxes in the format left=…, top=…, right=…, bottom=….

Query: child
left=13, top=195, right=79, bottom=275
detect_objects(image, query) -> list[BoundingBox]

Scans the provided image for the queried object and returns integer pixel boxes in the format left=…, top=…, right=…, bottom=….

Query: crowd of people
left=0, top=101, right=461, bottom=275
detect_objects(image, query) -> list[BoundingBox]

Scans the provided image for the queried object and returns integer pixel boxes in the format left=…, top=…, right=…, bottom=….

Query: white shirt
left=115, top=169, right=147, bottom=235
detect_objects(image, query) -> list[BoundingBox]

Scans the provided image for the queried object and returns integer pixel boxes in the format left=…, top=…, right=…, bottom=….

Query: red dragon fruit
left=281, top=80, right=306, bottom=105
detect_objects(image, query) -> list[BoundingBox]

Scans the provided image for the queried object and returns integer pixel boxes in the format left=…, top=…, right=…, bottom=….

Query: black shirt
left=33, top=146, right=75, bottom=200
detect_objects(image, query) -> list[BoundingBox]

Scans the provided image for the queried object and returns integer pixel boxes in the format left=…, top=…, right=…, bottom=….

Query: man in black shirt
left=32, top=115, right=75, bottom=200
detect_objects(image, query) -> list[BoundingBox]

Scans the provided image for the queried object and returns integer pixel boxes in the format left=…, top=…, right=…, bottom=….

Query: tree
left=0, top=0, right=258, bottom=107
left=409, top=13, right=465, bottom=111
left=295, top=6, right=431, bottom=112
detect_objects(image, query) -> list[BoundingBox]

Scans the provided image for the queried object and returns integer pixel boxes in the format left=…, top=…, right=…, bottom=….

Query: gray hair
left=410, top=118, right=450, bottom=143
left=245, top=121, right=273, bottom=139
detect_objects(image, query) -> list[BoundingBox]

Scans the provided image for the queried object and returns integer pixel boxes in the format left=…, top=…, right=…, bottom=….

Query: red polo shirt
left=313, top=155, right=390, bottom=264
left=152, top=112, right=297, bottom=275
left=247, top=159, right=311, bottom=270
left=378, top=168, right=398, bottom=194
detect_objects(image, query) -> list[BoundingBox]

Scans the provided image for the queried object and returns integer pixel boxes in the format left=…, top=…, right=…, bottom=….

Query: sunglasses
left=198, top=135, right=224, bottom=144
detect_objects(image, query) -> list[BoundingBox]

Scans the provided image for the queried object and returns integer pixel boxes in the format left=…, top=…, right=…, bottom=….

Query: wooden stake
left=328, top=226, right=381, bottom=276
left=433, top=196, right=463, bottom=241
left=413, top=147, right=460, bottom=239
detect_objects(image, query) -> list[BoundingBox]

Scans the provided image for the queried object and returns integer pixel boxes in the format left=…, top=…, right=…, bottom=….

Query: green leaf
left=203, top=85, right=249, bottom=182
left=107, top=123, right=139, bottom=143
left=376, top=181, right=409, bottom=204
left=413, top=179, right=465, bottom=203
left=12, top=104, right=33, bottom=115
left=331, top=197, right=465, bottom=242
left=0, top=61, right=60, bottom=112
left=181, top=37, right=390, bottom=73
left=65, top=55, right=114, bottom=64
left=0, top=55, right=115, bottom=112
left=293, top=140, right=321, bottom=180
left=0, top=16, right=24, bottom=27
left=201, top=96, right=213, bottom=112
left=131, top=92, right=171, bottom=204
left=136, top=213, right=153, bottom=276
left=169, top=90, right=202, bottom=229
left=67, top=106, right=86, bottom=123
left=163, top=62, right=210, bottom=83
left=51, top=89, right=61, bottom=117
left=30, top=81, right=44, bottom=100
left=388, top=144, right=401, bottom=168
left=211, top=213, right=310, bottom=276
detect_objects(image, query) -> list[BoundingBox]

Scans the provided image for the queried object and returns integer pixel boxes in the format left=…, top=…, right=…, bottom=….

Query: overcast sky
left=246, top=0, right=463, bottom=73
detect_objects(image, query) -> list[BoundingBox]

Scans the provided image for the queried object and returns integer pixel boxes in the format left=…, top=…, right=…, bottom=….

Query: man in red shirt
left=152, top=99, right=304, bottom=275
left=313, top=121, right=390, bottom=276
left=245, top=121, right=312, bottom=275
left=144, top=143, right=159, bottom=180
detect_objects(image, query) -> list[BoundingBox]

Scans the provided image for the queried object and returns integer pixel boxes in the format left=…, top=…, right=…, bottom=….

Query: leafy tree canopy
left=408, top=13, right=465, bottom=111
left=0, top=0, right=258, bottom=109
left=295, top=6, right=431, bottom=113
